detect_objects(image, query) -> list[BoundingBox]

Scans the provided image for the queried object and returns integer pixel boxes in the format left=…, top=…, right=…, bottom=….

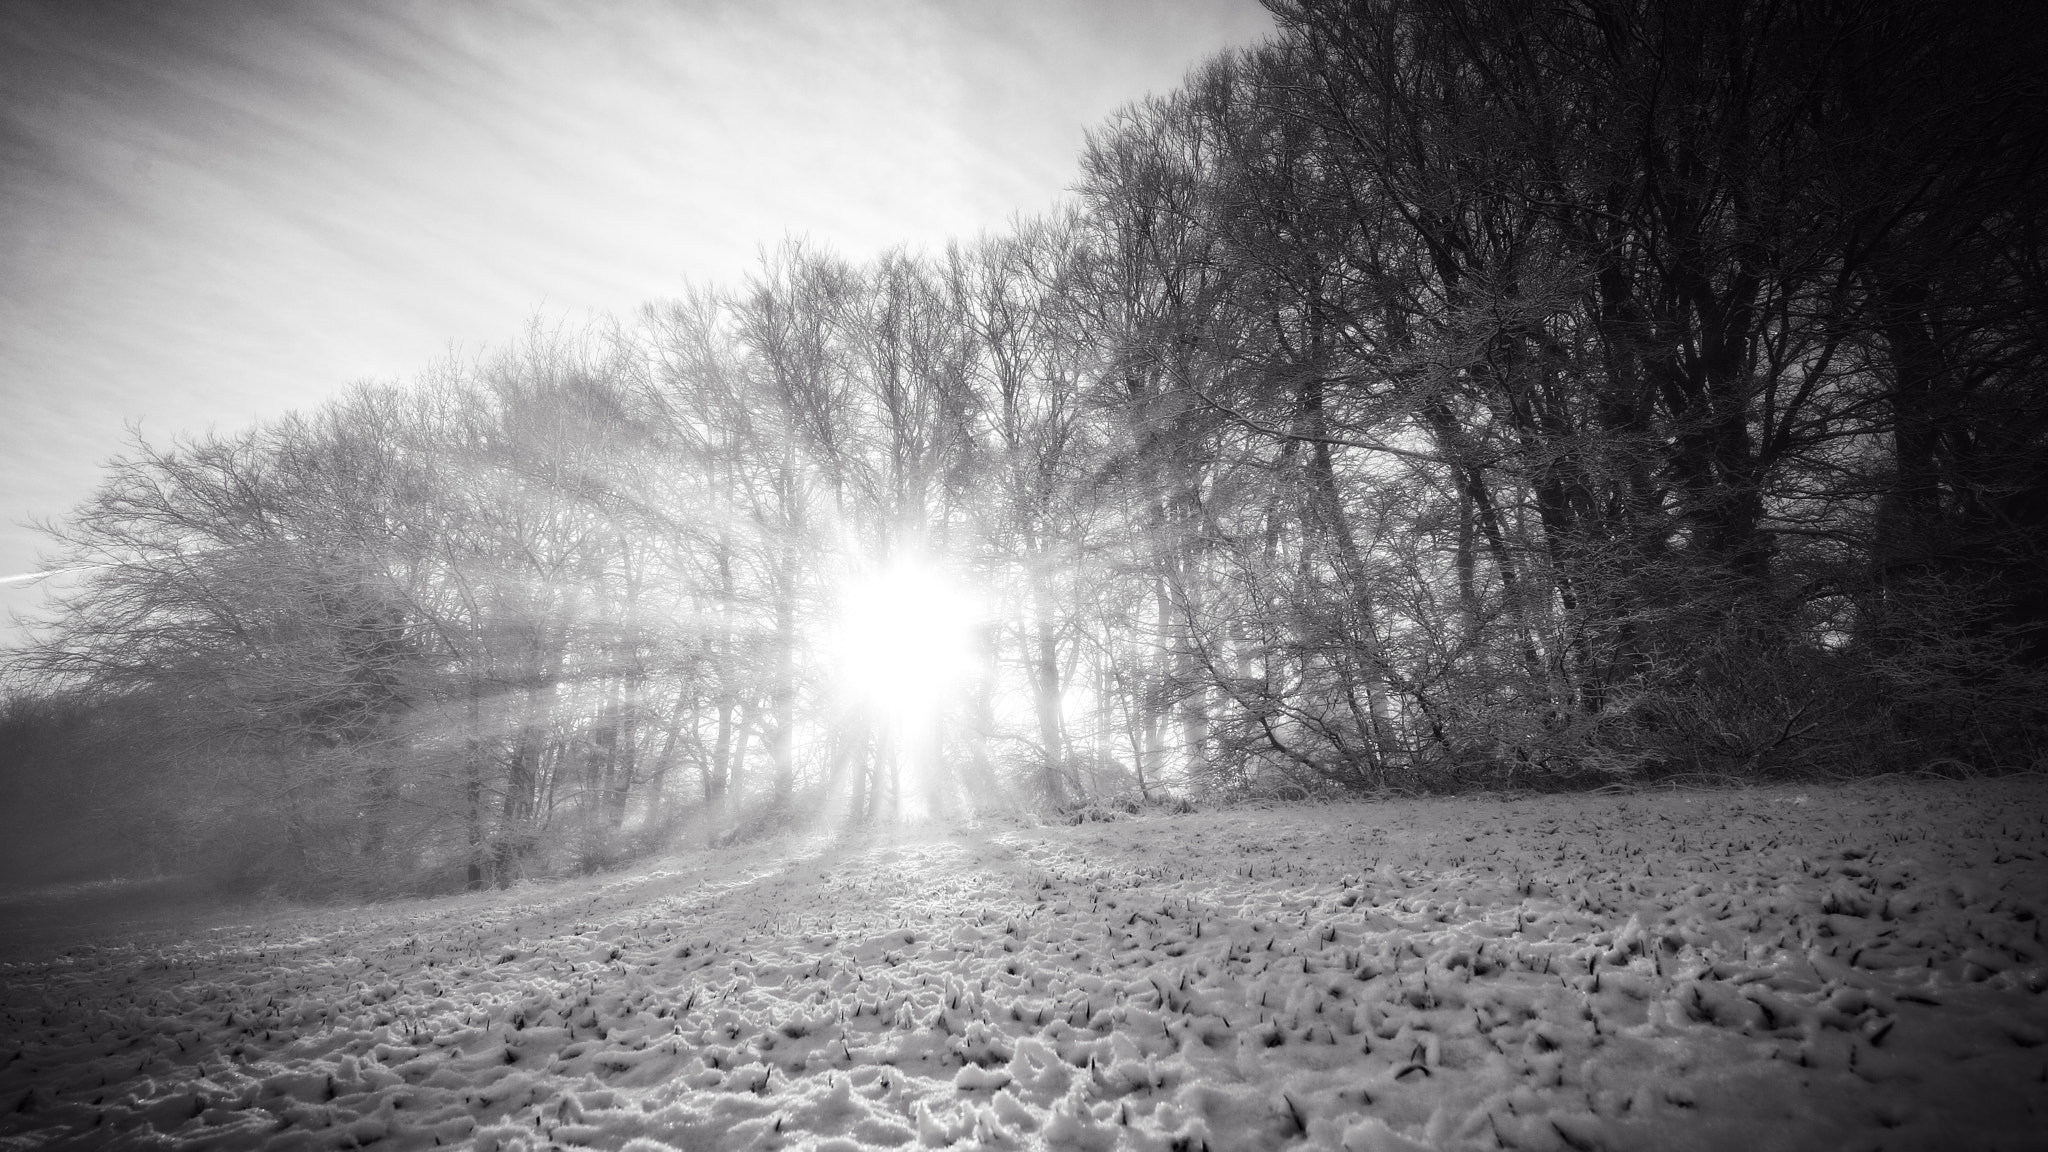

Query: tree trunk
left=1028, top=552, right=1068, bottom=804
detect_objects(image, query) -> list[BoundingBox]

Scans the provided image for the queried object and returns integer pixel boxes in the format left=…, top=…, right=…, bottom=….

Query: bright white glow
left=829, top=563, right=982, bottom=724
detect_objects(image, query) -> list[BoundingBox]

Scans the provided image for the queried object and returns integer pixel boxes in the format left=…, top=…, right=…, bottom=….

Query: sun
left=828, top=562, right=983, bottom=724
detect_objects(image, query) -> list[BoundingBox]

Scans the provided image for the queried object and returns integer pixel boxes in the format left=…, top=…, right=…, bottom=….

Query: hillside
left=3, top=778, right=2045, bottom=1151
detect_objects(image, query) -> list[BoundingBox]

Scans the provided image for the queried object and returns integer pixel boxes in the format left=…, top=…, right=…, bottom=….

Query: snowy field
left=2, top=779, right=2045, bottom=1152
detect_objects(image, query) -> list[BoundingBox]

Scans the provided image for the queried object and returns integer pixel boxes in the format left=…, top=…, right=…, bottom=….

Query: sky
left=0, top=0, right=1276, bottom=642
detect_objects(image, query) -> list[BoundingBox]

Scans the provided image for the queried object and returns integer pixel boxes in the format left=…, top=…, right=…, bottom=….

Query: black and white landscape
left=3, top=1, right=2046, bottom=1149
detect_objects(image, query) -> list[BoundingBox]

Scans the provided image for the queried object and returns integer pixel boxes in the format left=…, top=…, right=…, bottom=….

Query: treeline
left=5, top=0, right=2044, bottom=896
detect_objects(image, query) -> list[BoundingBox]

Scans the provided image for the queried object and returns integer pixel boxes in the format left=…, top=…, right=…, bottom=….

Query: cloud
left=0, top=0, right=1274, bottom=641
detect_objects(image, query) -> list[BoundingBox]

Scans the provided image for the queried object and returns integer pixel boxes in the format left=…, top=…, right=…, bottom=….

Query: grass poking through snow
left=1, top=778, right=2044, bottom=1150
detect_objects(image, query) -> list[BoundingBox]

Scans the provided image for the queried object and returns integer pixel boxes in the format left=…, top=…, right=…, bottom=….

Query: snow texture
left=2, top=779, right=2045, bottom=1151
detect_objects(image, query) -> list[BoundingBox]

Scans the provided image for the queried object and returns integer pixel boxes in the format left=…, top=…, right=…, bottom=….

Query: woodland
left=3, top=0, right=2045, bottom=897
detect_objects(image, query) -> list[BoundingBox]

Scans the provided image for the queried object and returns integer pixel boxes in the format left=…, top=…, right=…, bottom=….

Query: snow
left=2, top=779, right=2045, bottom=1151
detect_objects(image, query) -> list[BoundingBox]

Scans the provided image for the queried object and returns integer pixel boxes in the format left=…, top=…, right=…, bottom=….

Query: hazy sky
left=0, top=0, right=1275, bottom=638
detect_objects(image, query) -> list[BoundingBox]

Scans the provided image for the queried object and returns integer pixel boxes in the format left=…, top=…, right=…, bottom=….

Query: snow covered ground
left=2, top=778, right=2045, bottom=1151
